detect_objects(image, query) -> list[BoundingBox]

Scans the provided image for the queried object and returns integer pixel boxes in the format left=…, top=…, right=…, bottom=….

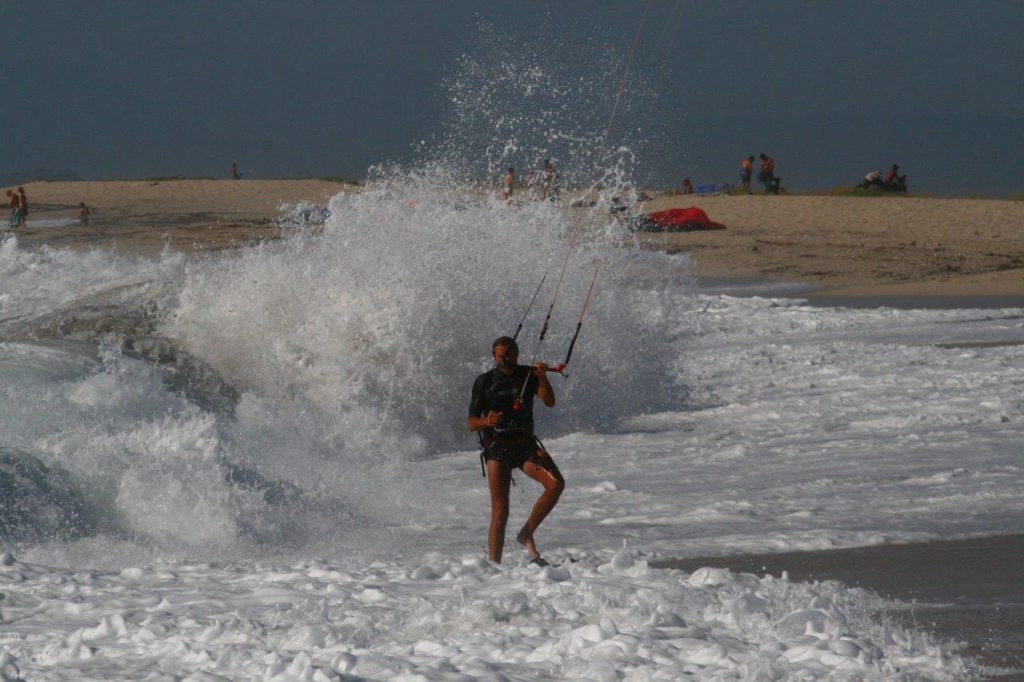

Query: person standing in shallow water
left=468, top=336, right=564, bottom=564
left=6, top=190, right=19, bottom=229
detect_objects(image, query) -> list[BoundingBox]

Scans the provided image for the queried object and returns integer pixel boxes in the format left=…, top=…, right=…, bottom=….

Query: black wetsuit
left=469, top=365, right=542, bottom=472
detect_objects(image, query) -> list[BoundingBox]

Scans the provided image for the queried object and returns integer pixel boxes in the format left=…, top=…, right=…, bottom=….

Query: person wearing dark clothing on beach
left=758, top=153, right=780, bottom=194
left=231, top=162, right=240, bottom=180
left=79, top=202, right=91, bottom=225
left=468, top=336, right=564, bottom=564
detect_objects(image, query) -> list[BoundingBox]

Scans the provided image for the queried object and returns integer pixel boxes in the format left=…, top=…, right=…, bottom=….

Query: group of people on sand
left=6, top=187, right=27, bottom=228
left=739, top=153, right=780, bottom=194
left=858, top=163, right=908, bottom=192
left=501, top=159, right=559, bottom=203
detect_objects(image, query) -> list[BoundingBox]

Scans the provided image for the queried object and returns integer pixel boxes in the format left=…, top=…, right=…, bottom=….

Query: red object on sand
left=645, top=207, right=726, bottom=231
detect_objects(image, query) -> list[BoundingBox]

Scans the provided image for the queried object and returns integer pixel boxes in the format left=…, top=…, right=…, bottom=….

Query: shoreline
left=3, top=180, right=1023, bottom=298
left=4, top=179, right=352, bottom=257
left=654, top=534, right=1024, bottom=678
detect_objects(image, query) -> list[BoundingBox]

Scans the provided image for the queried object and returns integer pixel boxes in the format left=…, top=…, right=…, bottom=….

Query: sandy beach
left=5, top=179, right=353, bottom=257
left=6, top=180, right=1023, bottom=300
left=639, top=193, right=1024, bottom=299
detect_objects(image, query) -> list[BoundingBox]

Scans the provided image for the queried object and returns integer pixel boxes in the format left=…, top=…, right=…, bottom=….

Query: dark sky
left=5, top=1, right=1022, bottom=195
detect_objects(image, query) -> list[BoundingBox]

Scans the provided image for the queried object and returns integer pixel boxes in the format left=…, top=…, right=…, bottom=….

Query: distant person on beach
left=501, top=167, right=515, bottom=201
left=525, top=168, right=538, bottom=199
left=468, top=336, right=563, bottom=565
left=540, top=159, right=558, bottom=201
left=17, top=187, right=27, bottom=227
left=758, top=153, right=780, bottom=194
left=681, top=178, right=693, bottom=195
left=740, top=155, right=754, bottom=193
left=231, top=162, right=240, bottom=180
left=79, top=202, right=90, bottom=225
left=6, top=190, right=19, bottom=229
left=884, top=164, right=907, bottom=191
left=857, top=170, right=883, bottom=189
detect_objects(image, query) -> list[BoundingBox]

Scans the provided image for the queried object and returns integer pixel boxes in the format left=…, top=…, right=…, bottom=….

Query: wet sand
left=655, top=535, right=1024, bottom=678
left=5, top=179, right=353, bottom=257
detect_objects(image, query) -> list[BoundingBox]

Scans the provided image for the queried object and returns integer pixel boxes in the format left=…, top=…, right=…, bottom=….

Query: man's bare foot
left=516, top=524, right=541, bottom=561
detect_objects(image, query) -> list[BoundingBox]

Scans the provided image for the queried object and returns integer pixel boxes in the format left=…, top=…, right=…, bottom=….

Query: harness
left=478, top=427, right=548, bottom=482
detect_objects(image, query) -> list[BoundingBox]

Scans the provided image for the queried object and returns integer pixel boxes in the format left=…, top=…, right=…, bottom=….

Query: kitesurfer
left=468, top=336, right=564, bottom=564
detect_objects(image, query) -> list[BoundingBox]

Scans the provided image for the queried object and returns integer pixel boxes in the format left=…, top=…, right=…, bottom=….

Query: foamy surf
left=3, top=29, right=1022, bottom=679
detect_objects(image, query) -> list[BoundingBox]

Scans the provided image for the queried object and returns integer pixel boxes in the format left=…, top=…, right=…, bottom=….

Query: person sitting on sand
left=884, top=164, right=907, bottom=191
left=17, top=187, right=27, bottom=228
left=468, top=336, right=564, bottom=564
left=681, top=178, right=693, bottom=195
left=859, top=170, right=883, bottom=189
left=79, top=202, right=90, bottom=225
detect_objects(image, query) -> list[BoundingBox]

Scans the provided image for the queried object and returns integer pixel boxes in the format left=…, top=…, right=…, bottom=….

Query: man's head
left=492, top=336, right=519, bottom=369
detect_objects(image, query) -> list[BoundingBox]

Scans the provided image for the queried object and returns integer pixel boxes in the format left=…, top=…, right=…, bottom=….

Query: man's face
left=493, top=344, right=518, bottom=370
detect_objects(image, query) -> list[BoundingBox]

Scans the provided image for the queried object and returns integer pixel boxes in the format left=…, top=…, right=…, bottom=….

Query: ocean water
left=2, top=40, right=1023, bottom=681
left=1, top=180, right=1022, bottom=679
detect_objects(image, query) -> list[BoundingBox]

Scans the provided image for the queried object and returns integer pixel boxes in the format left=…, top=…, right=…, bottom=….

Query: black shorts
left=482, top=441, right=538, bottom=470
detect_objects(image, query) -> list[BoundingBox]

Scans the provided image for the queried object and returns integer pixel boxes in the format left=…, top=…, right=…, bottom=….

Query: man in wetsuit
left=468, top=336, right=564, bottom=564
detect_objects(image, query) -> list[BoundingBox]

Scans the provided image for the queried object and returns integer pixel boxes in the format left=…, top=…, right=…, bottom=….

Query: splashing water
left=0, top=34, right=693, bottom=561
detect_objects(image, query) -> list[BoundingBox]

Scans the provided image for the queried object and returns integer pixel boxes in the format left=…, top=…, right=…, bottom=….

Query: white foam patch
left=0, top=550, right=974, bottom=680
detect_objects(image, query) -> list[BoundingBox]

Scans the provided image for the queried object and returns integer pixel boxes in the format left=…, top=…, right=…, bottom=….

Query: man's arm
left=468, top=412, right=503, bottom=432
left=532, top=363, right=556, bottom=408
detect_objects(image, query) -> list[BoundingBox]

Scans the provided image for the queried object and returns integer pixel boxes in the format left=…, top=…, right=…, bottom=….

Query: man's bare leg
left=486, top=459, right=512, bottom=562
left=517, top=450, right=565, bottom=561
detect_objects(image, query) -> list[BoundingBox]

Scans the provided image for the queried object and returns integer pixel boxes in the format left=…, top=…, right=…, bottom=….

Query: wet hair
left=492, top=336, right=518, bottom=354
